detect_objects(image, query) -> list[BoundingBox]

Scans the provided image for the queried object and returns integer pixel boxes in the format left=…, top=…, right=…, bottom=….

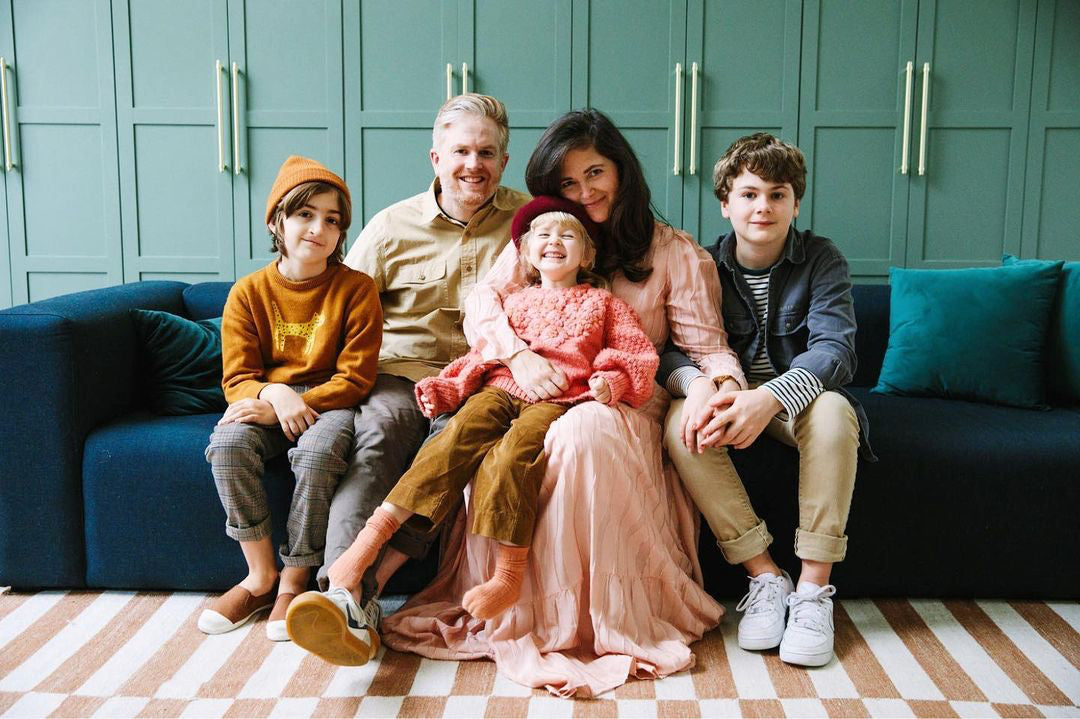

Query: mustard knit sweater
left=221, top=261, right=382, bottom=412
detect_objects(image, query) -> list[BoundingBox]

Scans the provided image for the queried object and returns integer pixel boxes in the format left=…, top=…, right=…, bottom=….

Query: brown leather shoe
left=197, top=581, right=277, bottom=635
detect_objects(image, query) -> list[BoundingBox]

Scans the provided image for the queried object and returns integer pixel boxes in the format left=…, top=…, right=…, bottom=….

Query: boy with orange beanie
left=200, top=156, right=382, bottom=642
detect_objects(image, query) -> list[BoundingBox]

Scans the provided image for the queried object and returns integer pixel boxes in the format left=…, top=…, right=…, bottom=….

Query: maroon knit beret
left=510, top=195, right=602, bottom=248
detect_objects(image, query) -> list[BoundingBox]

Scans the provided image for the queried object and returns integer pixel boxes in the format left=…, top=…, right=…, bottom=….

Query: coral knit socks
left=462, top=544, right=530, bottom=620
left=327, top=507, right=401, bottom=590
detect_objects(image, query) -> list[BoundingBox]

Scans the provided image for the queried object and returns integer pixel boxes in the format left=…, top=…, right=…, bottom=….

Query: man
left=286, top=94, right=529, bottom=666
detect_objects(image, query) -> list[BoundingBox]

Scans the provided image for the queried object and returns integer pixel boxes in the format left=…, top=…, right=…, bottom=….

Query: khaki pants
left=664, top=390, right=859, bottom=564
left=386, top=386, right=567, bottom=547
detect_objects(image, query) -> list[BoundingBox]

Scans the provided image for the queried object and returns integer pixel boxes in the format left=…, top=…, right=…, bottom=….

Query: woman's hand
left=260, top=384, right=320, bottom=441
left=588, top=376, right=612, bottom=404
left=218, top=398, right=277, bottom=427
left=679, top=376, right=717, bottom=453
left=506, top=349, right=569, bottom=401
left=697, top=387, right=782, bottom=450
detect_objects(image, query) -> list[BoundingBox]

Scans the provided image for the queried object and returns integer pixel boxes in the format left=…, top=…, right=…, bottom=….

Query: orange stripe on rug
left=47, top=694, right=107, bottom=718
left=367, top=648, right=422, bottom=696
left=689, top=628, right=736, bottom=699
left=36, top=592, right=168, bottom=694
left=1009, top=601, right=1080, bottom=669
left=762, top=651, right=817, bottom=699
left=135, top=698, right=188, bottom=717
left=657, top=698, right=702, bottom=717
left=485, top=696, right=530, bottom=717
left=313, top=696, right=362, bottom=716
left=572, top=698, right=618, bottom=717
left=875, top=599, right=986, bottom=702
left=281, top=652, right=338, bottom=697
left=452, top=659, right=496, bottom=695
left=946, top=600, right=1070, bottom=706
left=400, top=695, right=448, bottom=717
left=821, top=698, right=869, bottom=717
left=613, top=676, right=656, bottom=699
left=0, top=593, right=31, bottom=622
left=223, top=698, right=275, bottom=717
left=908, top=699, right=958, bottom=717
left=118, top=596, right=210, bottom=697
left=992, top=702, right=1045, bottom=718
left=739, top=698, right=785, bottom=717
left=196, top=619, right=275, bottom=698
left=0, top=592, right=96, bottom=680
left=833, top=602, right=901, bottom=699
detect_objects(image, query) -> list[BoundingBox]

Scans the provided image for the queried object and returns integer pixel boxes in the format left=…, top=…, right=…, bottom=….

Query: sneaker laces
left=362, top=597, right=383, bottom=629
left=736, top=574, right=785, bottom=615
left=786, top=584, right=836, bottom=632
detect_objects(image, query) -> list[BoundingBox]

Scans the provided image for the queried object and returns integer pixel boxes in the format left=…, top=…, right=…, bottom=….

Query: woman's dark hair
left=524, top=109, right=654, bottom=283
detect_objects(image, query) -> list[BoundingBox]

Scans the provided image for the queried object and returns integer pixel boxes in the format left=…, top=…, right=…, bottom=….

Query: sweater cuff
left=597, top=372, right=631, bottom=405
left=666, top=365, right=706, bottom=398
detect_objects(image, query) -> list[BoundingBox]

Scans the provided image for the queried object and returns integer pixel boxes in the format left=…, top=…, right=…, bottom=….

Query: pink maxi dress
left=381, top=225, right=746, bottom=698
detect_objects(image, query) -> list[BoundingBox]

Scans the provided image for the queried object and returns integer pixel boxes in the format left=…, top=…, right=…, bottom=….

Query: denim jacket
left=658, top=228, right=875, bottom=460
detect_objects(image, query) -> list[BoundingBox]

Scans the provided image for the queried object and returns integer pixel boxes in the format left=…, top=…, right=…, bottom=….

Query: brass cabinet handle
left=900, top=61, right=913, bottom=175
left=918, top=62, right=930, bottom=176
left=462, top=62, right=469, bottom=94
left=689, top=62, right=699, bottom=176
left=446, top=63, right=453, bottom=100
left=0, top=57, right=12, bottom=171
left=673, top=63, right=682, bottom=176
left=232, top=62, right=241, bottom=175
left=215, top=60, right=226, bottom=173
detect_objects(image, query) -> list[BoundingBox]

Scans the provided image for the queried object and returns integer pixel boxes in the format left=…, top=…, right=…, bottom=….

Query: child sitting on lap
left=286, top=195, right=659, bottom=666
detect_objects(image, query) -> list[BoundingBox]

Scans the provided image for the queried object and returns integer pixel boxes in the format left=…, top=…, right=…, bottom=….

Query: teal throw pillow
left=130, top=309, right=227, bottom=415
left=873, top=262, right=1063, bottom=408
left=1003, top=255, right=1080, bottom=404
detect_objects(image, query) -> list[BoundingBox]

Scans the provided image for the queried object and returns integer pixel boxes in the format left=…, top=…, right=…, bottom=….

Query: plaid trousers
left=205, top=400, right=354, bottom=568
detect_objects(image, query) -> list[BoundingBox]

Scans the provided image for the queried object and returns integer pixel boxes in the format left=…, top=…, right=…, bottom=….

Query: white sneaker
left=735, top=571, right=793, bottom=650
left=285, top=587, right=380, bottom=666
left=779, top=582, right=837, bottom=666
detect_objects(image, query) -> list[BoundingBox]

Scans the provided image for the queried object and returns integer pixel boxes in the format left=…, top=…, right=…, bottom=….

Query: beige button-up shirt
left=344, top=181, right=530, bottom=382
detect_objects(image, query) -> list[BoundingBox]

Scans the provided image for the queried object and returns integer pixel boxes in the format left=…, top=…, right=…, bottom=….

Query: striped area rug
left=0, top=591, right=1077, bottom=718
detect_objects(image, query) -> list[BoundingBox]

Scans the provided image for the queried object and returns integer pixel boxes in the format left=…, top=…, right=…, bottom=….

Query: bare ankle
left=240, top=569, right=278, bottom=596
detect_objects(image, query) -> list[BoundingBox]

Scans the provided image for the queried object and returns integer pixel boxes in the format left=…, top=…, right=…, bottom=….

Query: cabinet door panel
left=906, top=0, right=1036, bottom=268
left=0, top=169, right=8, bottom=308
left=682, top=0, right=800, bottom=243
left=1021, top=0, right=1080, bottom=261
left=797, top=0, right=915, bottom=277
left=231, top=0, right=346, bottom=278
left=359, top=128, right=436, bottom=229
left=574, top=0, right=687, bottom=224
left=114, top=0, right=233, bottom=283
left=3, top=0, right=122, bottom=303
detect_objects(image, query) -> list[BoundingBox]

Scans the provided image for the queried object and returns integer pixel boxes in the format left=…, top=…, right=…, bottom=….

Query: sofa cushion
left=874, top=263, right=1062, bottom=408
left=183, top=282, right=233, bottom=321
left=130, top=309, right=227, bottom=415
left=1003, top=255, right=1080, bottom=404
left=83, top=412, right=298, bottom=590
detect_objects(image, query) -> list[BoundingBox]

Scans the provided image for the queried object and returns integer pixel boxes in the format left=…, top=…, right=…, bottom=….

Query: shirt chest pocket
left=395, top=261, right=447, bottom=312
left=771, top=307, right=808, bottom=336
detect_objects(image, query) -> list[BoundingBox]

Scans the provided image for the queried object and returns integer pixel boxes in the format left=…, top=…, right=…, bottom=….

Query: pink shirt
left=464, top=224, right=746, bottom=388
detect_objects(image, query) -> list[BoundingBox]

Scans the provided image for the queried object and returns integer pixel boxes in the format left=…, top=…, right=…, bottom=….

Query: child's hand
left=418, top=388, right=436, bottom=416
left=260, top=384, right=320, bottom=441
left=588, top=376, right=612, bottom=404
left=697, top=387, right=782, bottom=450
left=218, top=398, right=277, bottom=427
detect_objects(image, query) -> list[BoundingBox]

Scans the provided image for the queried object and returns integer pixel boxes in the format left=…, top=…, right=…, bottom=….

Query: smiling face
left=271, top=190, right=343, bottom=278
left=721, top=168, right=800, bottom=268
left=430, top=114, right=508, bottom=222
left=524, top=217, right=590, bottom=288
left=558, top=146, right=620, bottom=224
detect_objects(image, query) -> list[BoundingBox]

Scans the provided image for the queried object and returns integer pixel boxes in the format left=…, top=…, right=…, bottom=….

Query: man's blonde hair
left=432, top=93, right=509, bottom=157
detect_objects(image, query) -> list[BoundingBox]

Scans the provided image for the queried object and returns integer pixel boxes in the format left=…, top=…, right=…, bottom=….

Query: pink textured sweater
left=416, top=284, right=658, bottom=418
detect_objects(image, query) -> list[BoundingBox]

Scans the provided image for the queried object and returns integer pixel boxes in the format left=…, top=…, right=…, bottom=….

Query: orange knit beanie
left=265, top=155, right=351, bottom=225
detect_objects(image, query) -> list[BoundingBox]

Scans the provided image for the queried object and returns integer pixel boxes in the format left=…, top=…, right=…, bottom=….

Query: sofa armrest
left=0, top=281, right=188, bottom=588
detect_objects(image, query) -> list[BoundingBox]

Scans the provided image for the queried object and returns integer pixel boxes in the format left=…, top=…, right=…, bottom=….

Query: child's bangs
left=281, top=181, right=352, bottom=231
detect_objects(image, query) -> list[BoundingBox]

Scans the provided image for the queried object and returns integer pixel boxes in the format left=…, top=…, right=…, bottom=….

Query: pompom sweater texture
left=415, top=285, right=658, bottom=418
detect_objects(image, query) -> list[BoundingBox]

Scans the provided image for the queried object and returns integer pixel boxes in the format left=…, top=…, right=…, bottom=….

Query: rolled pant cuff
left=388, top=521, right=439, bottom=560
left=794, top=528, right=847, bottom=563
left=280, top=551, right=322, bottom=568
left=718, top=520, right=773, bottom=565
left=470, top=511, right=534, bottom=548
left=226, top=517, right=271, bottom=543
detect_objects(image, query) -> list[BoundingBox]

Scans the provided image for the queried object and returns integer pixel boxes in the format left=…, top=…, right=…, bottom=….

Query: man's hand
left=506, top=349, right=569, bottom=401
left=697, top=387, right=782, bottom=450
left=218, top=398, right=277, bottom=427
left=588, top=375, right=612, bottom=405
left=259, top=384, right=320, bottom=441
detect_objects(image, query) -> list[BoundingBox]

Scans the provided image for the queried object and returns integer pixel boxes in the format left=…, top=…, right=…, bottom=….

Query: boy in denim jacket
left=659, top=133, right=873, bottom=668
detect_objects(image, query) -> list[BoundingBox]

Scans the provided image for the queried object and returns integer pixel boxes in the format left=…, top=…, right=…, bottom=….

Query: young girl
left=200, top=156, right=381, bottom=641
left=286, top=195, right=658, bottom=664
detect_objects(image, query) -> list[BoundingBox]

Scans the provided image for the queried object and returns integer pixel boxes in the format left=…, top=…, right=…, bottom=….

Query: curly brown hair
left=713, top=133, right=806, bottom=203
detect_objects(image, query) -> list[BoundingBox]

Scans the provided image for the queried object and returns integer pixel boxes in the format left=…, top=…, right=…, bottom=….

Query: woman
left=381, top=109, right=746, bottom=698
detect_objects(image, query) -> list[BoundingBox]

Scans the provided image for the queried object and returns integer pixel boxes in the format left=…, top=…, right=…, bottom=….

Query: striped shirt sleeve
left=666, top=364, right=707, bottom=398
left=761, top=367, right=826, bottom=421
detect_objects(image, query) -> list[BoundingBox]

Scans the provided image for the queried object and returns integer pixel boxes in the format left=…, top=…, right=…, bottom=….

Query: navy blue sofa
left=1, top=281, right=1078, bottom=598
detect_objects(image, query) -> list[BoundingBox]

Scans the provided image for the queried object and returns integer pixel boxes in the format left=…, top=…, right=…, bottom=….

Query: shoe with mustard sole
left=286, top=587, right=380, bottom=666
